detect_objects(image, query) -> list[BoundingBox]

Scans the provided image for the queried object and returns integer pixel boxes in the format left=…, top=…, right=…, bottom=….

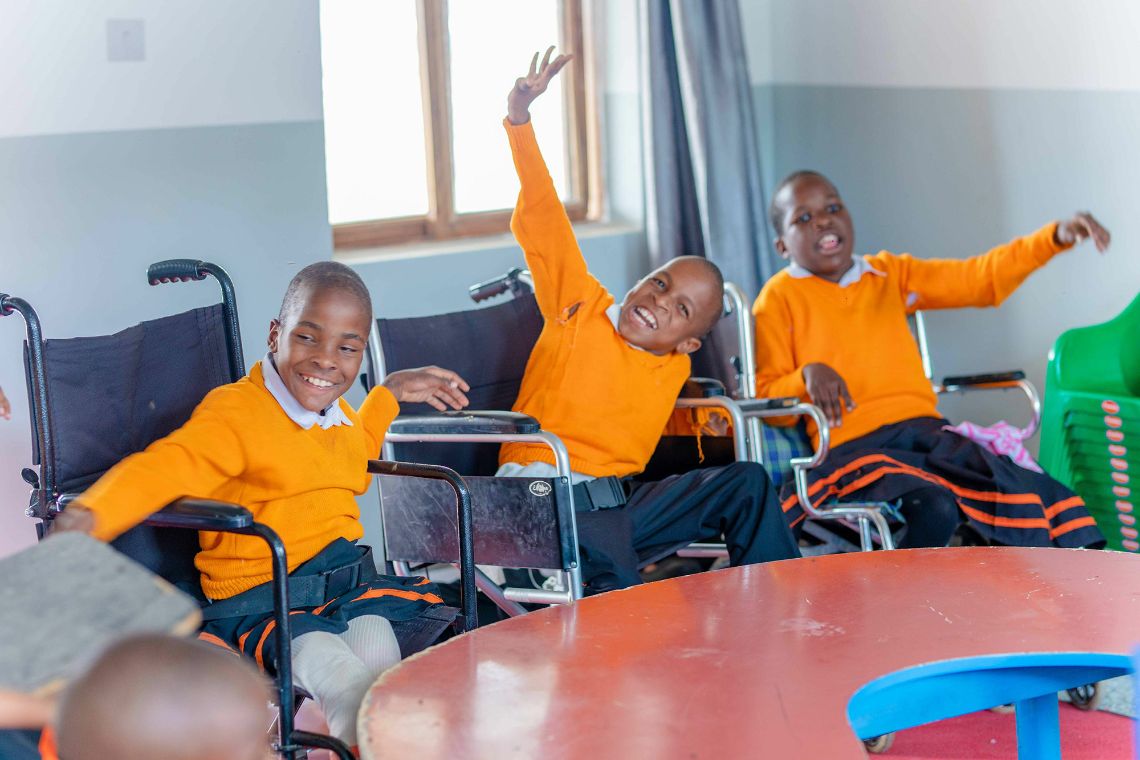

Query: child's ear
left=267, top=319, right=282, bottom=353
left=774, top=237, right=789, bottom=258
left=675, top=336, right=702, bottom=355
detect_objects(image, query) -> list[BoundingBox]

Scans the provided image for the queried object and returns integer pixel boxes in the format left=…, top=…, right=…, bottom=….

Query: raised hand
left=802, top=363, right=856, bottom=427
left=507, top=46, right=573, bottom=125
left=1055, top=212, right=1111, bottom=253
left=382, top=366, right=471, bottom=412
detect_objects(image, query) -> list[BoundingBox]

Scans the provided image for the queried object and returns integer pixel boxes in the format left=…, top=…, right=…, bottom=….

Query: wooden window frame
left=333, top=0, right=598, bottom=250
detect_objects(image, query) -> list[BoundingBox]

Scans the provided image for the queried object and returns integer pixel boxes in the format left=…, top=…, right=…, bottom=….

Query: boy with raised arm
left=497, top=49, right=800, bottom=593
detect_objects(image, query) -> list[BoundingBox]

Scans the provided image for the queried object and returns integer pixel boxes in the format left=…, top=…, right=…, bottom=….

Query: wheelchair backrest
left=35, top=304, right=233, bottom=495
left=28, top=303, right=235, bottom=592
left=371, top=294, right=544, bottom=476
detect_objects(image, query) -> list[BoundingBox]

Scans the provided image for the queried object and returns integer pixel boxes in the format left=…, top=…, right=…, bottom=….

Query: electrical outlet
left=107, top=19, right=145, bottom=62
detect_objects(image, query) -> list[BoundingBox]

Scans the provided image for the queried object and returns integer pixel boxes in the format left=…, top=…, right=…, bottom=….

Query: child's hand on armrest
left=803, top=363, right=857, bottom=427
left=382, top=367, right=471, bottom=412
left=507, top=45, right=572, bottom=126
left=1055, top=212, right=1111, bottom=253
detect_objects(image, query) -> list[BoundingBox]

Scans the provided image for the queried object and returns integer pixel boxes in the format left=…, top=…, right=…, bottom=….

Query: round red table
left=359, top=548, right=1140, bottom=759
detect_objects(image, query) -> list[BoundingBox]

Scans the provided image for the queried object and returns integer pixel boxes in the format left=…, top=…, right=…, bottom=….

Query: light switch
left=107, top=19, right=145, bottom=62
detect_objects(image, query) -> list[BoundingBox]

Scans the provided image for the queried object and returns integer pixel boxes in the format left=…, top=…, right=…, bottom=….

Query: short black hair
left=768, top=170, right=838, bottom=235
left=673, top=255, right=725, bottom=336
left=278, top=261, right=372, bottom=324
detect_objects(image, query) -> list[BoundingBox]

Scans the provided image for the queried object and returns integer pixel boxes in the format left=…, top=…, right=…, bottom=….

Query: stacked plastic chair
left=1040, top=294, right=1140, bottom=552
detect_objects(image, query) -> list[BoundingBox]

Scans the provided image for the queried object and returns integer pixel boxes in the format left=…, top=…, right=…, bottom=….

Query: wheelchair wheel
left=863, top=733, right=895, bottom=754
left=1067, top=682, right=1102, bottom=711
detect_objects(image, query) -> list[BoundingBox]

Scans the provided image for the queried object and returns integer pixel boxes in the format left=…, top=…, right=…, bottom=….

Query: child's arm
left=56, top=398, right=246, bottom=541
left=0, top=689, right=55, bottom=729
left=753, top=288, right=855, bottom=426
left=504, top=48, right=592, bottom=319
left=0, top=385, right=9, bottom=420
left=893, top=213, right=1111, bottom=311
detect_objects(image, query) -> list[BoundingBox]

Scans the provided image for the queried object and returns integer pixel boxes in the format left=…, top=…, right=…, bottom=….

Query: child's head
left=769, top=170, right=856, bottom=283
left=270, top=261, right=373, bottom=412
left=618, top=256, right=724, bottom=355
left=56, top=634, right=271, bottom=760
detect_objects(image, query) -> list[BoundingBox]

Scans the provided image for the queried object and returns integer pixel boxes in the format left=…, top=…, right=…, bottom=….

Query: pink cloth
left=943, top=420, right=1043, bottom=473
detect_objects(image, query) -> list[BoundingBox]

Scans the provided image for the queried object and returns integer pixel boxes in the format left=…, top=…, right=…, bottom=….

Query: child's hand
left=702, top=413, right=730, bottom=437
left=0, top=385, right=9, bottom=420
left=383, top=366, right=471, bottom=411
left=1055, top=212, right=1111, bottom=253
left=802, top=363, right=856, bottom=427
left=507, top=46, right=573, bottom=126
left=54, top=505, right=96, bottom=534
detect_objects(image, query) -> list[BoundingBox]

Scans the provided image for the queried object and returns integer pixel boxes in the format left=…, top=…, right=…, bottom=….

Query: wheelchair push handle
left=468, top=267, right=533, bottom=303
left=147, top=259, right=210, bottom=285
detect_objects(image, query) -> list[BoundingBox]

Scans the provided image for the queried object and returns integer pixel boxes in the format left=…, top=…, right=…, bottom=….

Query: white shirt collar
left=260, top=353, right=353, bottom=430
left=786, top=256, right=885, bottom=288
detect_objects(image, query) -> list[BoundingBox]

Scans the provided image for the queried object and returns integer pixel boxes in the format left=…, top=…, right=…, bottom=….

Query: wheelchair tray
left=0, top=532, right=201, bottom=695
left=378, top=475, right=571, bottom=570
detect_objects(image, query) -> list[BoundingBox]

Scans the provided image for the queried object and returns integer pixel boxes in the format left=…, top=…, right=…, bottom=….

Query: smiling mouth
left=300, top=374, right=336, bottom=390
left=817, top=233, right=843, bottom=254
left=631, top=305, right=659, bottom=330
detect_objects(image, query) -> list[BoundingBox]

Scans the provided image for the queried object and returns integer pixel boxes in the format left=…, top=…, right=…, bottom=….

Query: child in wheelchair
left=754, top=169, right=1109, bottom=549
left=56, top=262, right=470, bottom=748
left=496, top=48, right=800, bottom=594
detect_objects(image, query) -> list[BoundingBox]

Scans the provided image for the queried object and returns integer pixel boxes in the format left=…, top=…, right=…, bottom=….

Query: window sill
left=334, top=219, right=642, bottom=266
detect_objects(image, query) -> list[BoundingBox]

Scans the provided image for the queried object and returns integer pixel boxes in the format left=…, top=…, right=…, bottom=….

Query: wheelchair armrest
left=144, top=498, right=254, bottom=532
left=389, top=411, right=541, bottom=436
left=680, top=377, right=727, bottom=398
left=733, top=396, right=800, bottom=413
left=939, top=370, right=1026, bottom=390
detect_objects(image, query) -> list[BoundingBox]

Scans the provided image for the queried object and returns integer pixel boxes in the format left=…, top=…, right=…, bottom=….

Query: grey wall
left=753, top=83, right=1140, bottom=443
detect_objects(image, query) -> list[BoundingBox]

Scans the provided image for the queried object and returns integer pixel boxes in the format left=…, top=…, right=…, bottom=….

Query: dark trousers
left=574, top=462, right=801, bottom=592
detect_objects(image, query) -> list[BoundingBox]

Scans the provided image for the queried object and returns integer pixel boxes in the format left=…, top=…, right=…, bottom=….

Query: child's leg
left=291, top=631, right=375, bottom=746
left=339, top=615, right=402, bottom=676
left=897, top=486, right=961, bottom=548
left=624, top=461, right=801, bottom=570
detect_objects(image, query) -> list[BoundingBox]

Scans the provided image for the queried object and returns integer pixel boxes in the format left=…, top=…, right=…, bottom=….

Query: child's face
left=618, top=258, right=721, bottom=356
left=268, top=285, right=371, bottom=412
left=773, top=175, right=856, bottom=283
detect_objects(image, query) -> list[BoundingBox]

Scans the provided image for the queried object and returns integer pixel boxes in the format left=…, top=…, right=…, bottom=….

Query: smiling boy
left=753, top=170, right=1108, bottom=549
left=497, top=49, right=799, bottom=593
left=57, top=261, right=469, bottom=748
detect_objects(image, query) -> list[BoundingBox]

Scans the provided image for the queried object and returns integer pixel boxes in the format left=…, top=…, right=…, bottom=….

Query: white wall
left=756, top=0, right=1140, bottom=90
left=1, top=0, right=322, bottom=138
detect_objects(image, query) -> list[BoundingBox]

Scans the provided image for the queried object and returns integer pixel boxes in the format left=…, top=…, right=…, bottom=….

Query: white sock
left=339, top=615, right=402, bottom=676
left=290, top=631, right=374, bottom=746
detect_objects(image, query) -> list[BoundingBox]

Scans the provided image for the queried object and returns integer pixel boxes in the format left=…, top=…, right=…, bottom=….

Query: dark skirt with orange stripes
left=200, top=538, right=445, bottom=675
left=780, top=417, right=1105, bottom=549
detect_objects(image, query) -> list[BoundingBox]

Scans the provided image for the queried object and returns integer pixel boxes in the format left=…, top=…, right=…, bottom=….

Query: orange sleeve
left=358, top=385, right=400, bottom=456
left=752, top=282, right=808, bottom=425
left=888, top=222, right=1068, bottom=312
left=74, top=391, right=247, bottom=542
left=504, top=118, right=600, bottom=319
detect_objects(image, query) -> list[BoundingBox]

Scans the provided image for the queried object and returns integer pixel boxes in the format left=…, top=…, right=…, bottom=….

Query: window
left=320, top=0, right=597, bottom=249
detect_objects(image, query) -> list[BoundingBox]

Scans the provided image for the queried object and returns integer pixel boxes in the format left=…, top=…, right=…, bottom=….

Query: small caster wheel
left=1067, top=682, right=1102, bottom=711
left=989, top=703, right=1015, bottom=714
left=864, top=732, right=895, bottom=754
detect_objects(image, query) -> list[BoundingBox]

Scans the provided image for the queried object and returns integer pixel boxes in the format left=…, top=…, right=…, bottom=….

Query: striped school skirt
left=780, top=416, right=1105, bottom=549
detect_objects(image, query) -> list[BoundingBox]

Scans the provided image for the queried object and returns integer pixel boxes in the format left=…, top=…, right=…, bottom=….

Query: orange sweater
left=76, top=362, right=399, bottom=600
left=498, top=120, right=692, bottom=477
left=753, top=223, right=1069, bottom=448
